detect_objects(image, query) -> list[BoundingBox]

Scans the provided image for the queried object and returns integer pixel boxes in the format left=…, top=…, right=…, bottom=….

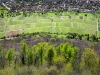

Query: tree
left=37, top=43, right=45, bottom=65
left=32, top=45, right=39, bottom=66
left=27, top=48, right=34, bottom=65
left=80, top=48, right=99, bottom=72
left=20, top=41, right=28, bottom=65
left=0, top=44, right=6, bottom=69
left=5, top=48, right=14, bottom=67
left=32, top=42, right=49, bottom=66
left=56, top=43, right=63, bottom=55
left=56, top=43, right=79, bottom=63
left=47, top=46, right=55, bottom=66
left=39, top=42, right=50, bottom=65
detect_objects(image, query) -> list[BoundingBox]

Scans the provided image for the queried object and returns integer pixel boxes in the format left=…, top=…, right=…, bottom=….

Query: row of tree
left=0, top=41, right=99, bottom=74
left=8, top=32, right=99, bottom=42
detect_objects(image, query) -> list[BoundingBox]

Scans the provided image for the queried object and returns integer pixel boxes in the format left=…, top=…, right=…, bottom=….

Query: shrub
left=43, top=66, right=58, bottom=75
left=5, top=48, right=14, bottom=67
left=80, top=48, right=99, bottom=72
left=60, top=62, right=73, bottom=75
left=53, top=56, right=65, bottom=70
left=0, top=67, right=14, bottom=75
left=36, top=35, right=41, bottom=39
left=15, top=66, right=34, bottom=75
left=50, top=38, right=56, bottom=42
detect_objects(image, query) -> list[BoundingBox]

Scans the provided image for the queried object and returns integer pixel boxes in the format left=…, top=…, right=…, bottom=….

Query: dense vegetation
left=0, top=32, right=100, bottom=75
left=0, top=41, right=100, bottom=75
left=1, top=31, right=99, bottom=42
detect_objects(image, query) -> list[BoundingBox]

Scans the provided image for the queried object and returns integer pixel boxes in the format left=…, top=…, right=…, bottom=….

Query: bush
left=50, top=38, right=56, bottom=42
left=5, top=48, right=14, bottom=67
left=15, top=66, right=34, bottom=75
left=53, top=56, right=65, bottom=70
left=36, top=35, right=41, bottom=39
left=59, top=63, right=73, bottom=75
left=47, top=66, right=58, bottom=75
left=80, top=48, right=99, bottom=73
left=0, top=67, right=14, bottom=75
left=43, top=66, right=58, bottom=75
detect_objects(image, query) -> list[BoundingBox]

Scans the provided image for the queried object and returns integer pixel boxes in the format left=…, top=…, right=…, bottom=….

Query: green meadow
left=0, top=11, right=99, bottom=38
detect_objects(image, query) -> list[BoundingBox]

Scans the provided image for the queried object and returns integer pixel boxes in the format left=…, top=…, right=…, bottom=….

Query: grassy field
left=0, top=12, right=99, bottom=38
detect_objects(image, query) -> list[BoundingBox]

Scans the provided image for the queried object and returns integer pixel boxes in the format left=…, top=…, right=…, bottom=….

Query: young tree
left=20, top=41, right=28, bottom=65
left=47, top=46, right=55, bottom=66
left=0, top=44, right=6, bottom=69
left=80, top=48, right=99, bottom=72
left=38, top=42, right=49, bottom=65
left=27, top=48, right=34, bottom=65
left=32, top=42, right=49, bottom=66
left=57, top=43, right=79, bottom=63
left=36, top=43, right=44, bottom=65
left=56, top=43, right=63, bottom=55
left=5, top=48, right=14, bottom=67
left=32, top=45, right=39, bottom=66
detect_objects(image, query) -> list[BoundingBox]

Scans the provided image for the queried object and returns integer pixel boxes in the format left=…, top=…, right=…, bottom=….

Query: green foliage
left=27, top=48, right=34, bottom=65
left=53, top=55, right=65, bottom=69
left=31, top=42, right=49, bottom=66
left=0, top=35, right=100, bottom=75
left=47, top=46, right=55, bottom=66
left=5, top=48, right=14, bottom=67
left=56, top=42, right=79, bottom=63
left=36, top=35, right=41, bottom=39
left=31, top=45, right=39, bottom=66
left=0, top=40, right=100, bottom=75
left=37, top=43, right=45, bottom=65
left=50, top=38, right=56, bottom=42
left=20, top=41, right=28, bottom=65
left=56, top=43, right=63, bottom=55
left=62, top=62, right=73, bottom=75
left=80, top=48, right=99, bottom=72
